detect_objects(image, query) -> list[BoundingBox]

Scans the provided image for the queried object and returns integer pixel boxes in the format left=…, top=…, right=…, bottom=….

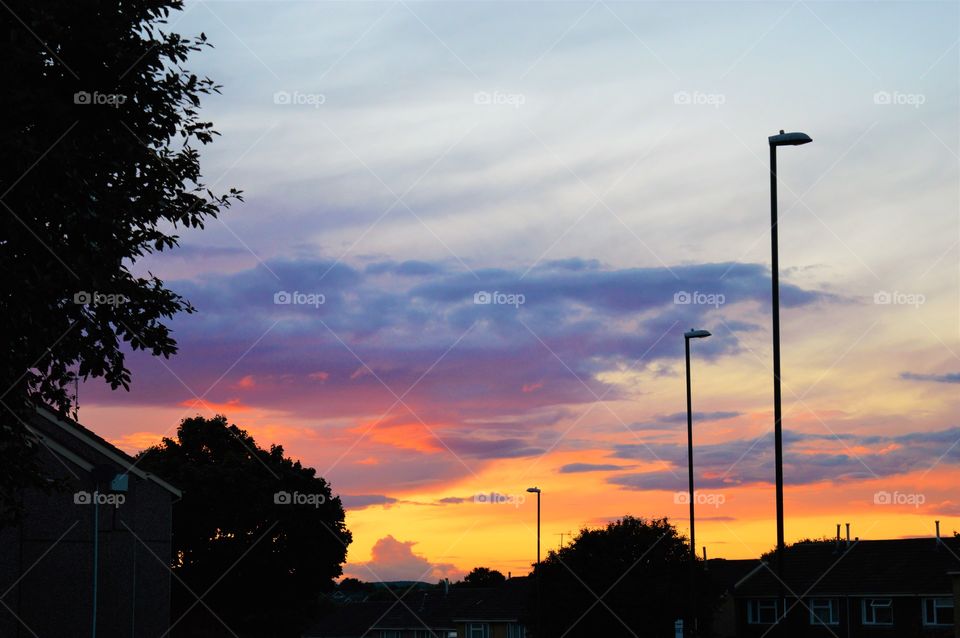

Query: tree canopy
left=1, top=0, right=239, bottom=523
left=138, top=415, right=351, bottom=637
left=531, top=516, right=704, bottom=637
left=458, top=566, right=507, bottom=588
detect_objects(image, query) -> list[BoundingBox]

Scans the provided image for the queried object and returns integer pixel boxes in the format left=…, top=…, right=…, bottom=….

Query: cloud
left=339, top=494, right=399, bottom=510
left=656, top=411, right=742, bottom=424
left=559, top=463, right=628, bottom=473
left=445, top=436, right=546, bottom=459
left=343, top=535, right=462, bottom=582
left=365, top=260, right=445, bottom=277
left=609, top=427, right=960, bottom=491
left=86, top=258, right=829, bottom=431
left=109, top=431, right=164, bottom=455
left=901, top=371, right=960, bottom=384
left=80, top=256, right=830, bottom=491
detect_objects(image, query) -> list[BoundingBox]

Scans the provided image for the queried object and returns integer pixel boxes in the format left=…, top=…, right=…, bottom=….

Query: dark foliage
left=0, top=0, right=239, bottom=524
left=138, top=415, right=351, bottom=637
left=458, top=566, right=507, bottom=588
left=530, top=516, right=708, bottom=637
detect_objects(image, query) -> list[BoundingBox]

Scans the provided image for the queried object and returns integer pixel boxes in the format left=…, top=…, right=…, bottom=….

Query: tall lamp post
left=684, top=328, right=710, bottom=636
left=527, top=487, right=541, bottom=636
left=768, top=129, right=812, bottom=620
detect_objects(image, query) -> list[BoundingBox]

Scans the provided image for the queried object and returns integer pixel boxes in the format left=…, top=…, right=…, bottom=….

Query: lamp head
left=684, top=329, right=711, bottom=339
left=526, top=487, right=541, bottom=494
left=769, top=130, right=812, bottom=147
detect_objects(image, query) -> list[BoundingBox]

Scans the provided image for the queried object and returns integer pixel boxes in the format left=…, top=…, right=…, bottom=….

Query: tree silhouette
left=339, top=577, right=367, bottom=591
left=459, top=566, right=507, bottom=588
left=138, top=415, right=351, bottom=637
left=532, top=516, right=699, bottom=637
left=0, top=0, right=239, bottom=524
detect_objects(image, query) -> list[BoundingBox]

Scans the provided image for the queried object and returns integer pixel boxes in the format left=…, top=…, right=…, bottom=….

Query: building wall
left=456, top=621, right=522, bottom=638
left=712, top=593, right=737, bottom=638
left=0, top=422, right=174, bottom=638
left=952, top=574, right=960, bottom=638
left=736, top=596, right=955, bottom=638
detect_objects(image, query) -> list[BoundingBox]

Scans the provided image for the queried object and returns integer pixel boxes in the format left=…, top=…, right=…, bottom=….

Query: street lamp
left=526, top=487, right=541, bottom=637
left=768, top=129, right=812, bottom=619
left=684, top=328, right=710, bottom=636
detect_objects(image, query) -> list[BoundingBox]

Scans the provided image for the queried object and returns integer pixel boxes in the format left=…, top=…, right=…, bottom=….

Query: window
left=861, top=598, right=893, bottom=625
left=747, top=599, right=779, bottom=624
left=468, top=623, right=490, bottom=638
left=922, top=598, right=954, bottom=626
left=507, top=624, right=526, bottom=638
left=809, top=598, right=839, bottom=626
left=414, top=632, right=435, bottom=638
left=379, top=632, right=401, bottom=638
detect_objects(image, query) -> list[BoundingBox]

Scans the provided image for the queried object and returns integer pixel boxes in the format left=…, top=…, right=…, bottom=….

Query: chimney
left=443, top=578, right=449, bottom=595
left=936, top=520, right=942, bottom=544
left=507, top=571, right=512, bottom=580
left=845, top=523, right=851, bottom=548
left=703, top=546, right=708, bottom=562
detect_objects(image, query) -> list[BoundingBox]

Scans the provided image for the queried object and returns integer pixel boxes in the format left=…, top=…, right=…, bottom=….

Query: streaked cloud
left=610, top=427, right=960, bottom=490
left=559, top=463, right=629, bottom=474
left=901, top=371, right=960, bottom=384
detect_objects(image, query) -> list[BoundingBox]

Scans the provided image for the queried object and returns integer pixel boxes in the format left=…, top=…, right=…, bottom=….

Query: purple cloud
left=901, top=371, right=960, bottom=384
left=559, top=463, right=628, bottom=473
left=609, top=427, right=960, bottom=491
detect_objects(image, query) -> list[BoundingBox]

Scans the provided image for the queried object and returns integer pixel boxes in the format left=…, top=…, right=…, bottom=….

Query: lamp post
left=526, top=487, right=541, bottom=636
left=768, top=129, right=812, bottom=622
left=684, top=328, right=710, bottom=636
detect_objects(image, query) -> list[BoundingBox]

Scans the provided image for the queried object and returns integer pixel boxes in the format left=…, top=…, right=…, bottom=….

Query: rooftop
left=736, top=537, right=960, bottom=597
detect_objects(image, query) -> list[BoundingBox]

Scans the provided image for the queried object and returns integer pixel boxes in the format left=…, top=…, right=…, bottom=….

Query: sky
left=79, top=0, right=959, bottom=582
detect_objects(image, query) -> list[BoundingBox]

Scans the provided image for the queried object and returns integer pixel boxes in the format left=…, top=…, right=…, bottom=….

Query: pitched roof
left=28, top=404, right=181, bottom=496
left=304, top=601, right=393, bottom=637
left=304, top=579, right=530, bottom=636
left=448, top=579, right=529, bottom=622
left=706, top=558, right=761, bottom=592
left=736, top=537, right=960, bottom=597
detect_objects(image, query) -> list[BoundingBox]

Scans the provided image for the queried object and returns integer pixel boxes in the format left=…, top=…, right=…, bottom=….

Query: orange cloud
left=177, top=398, right=253, bottom=413
left=110, top=431, right=164, bottom=455
left=357, top=421, right=445, bottom=454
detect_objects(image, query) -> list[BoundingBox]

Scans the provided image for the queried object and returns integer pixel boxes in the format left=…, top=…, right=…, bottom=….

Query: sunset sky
left=79, top=0, right=959, bottom=582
